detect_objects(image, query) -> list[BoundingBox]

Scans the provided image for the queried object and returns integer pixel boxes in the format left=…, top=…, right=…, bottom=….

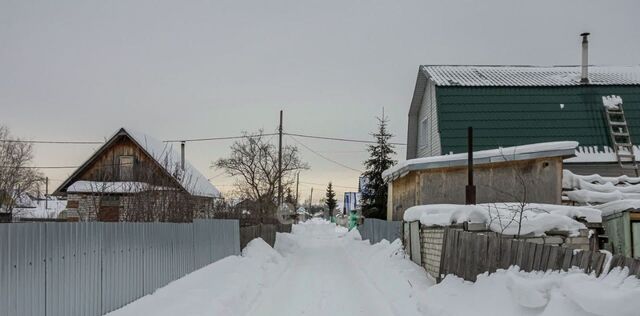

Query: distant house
left=405, top=64, right=640, bottom=176
left=54, top=128, right=220, bottom=222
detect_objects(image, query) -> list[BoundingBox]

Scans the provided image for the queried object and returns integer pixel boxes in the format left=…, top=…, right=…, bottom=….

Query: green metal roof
left=436, top=85, right=640, bottom=154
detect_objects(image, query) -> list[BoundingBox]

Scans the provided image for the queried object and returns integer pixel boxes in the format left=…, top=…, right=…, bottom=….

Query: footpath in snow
left=107, top=219, right=640, bottom=316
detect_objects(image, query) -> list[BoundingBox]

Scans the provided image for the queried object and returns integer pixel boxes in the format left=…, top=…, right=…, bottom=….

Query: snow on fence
left=359, top=218, right=402, bottom=244
left=0, top=219, right=240, bottom=316
left=438, top=228, right=640, bottom=282
left=239, top=223, right=292, bottom=249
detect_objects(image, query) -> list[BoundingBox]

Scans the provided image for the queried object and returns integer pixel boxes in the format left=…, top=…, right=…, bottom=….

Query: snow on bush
left=419, top=267, right=640, bottom=316
left=403, top=203, right=600, bottom=236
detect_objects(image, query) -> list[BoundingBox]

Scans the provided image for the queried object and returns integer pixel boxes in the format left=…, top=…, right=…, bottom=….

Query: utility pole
left=278, top=110, right=283, bottom=207
left=45, top=177, right=49, bottom=210
left=309, top=187, right=313, bottom=209
left=465, top=127, right=476, bottom=205
left=180, top=141, right=186, bottom=171
left=295, top=172, right=300, bottom=208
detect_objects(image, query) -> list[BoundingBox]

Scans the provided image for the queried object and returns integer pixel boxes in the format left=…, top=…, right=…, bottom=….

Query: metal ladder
left=604, top=101, right=639, bottom=175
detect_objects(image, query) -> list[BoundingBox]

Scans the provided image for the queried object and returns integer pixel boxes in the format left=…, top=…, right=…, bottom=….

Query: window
left=420, top=119, right=429, bottom=147
left=118, top=155, right=135, bottom=181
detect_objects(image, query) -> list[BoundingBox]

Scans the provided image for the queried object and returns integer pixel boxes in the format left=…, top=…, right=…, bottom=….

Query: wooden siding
left=72, top=136, right=179, bottom=189
left=390, top=157, right=563, bottom=218
left=435, top=85, right=640, bottom=154
left=417, top=80, right=441, bottom=157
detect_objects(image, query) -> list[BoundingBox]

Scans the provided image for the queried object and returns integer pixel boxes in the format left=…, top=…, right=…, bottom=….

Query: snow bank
left=346, top=237, right=434, bottom=315
left=403, top=203, right=600, bottom=236
left=107, top=238, right=286, bottom=316
left=420, top=267, right=640, bottom=316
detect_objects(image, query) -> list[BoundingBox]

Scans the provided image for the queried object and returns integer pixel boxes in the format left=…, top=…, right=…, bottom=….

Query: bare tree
left=214, top=130, right=308, bottom=219
left=0, top=126, right=43, bottom=219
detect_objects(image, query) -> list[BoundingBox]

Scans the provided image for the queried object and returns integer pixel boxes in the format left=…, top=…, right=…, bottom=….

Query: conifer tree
left=361, top=115, right=396, bottom=219
left=325, top=182, right=337, bottom=218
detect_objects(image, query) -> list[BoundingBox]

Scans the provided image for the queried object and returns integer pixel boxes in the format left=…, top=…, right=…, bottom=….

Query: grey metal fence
left=359, top=219, right=402, bottom=244
left=0, top=219, right=240, bottom=316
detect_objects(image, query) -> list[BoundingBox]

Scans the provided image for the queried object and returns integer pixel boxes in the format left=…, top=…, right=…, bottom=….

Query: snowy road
left=247, top=226, right=397, bottom=316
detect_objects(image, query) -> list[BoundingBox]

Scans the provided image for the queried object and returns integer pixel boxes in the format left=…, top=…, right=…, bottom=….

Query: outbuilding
left=382, top=142, right=577, bottom=221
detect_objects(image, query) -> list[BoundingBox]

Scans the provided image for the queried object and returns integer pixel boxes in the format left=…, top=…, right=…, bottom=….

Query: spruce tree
left=325, top=182, right=337, bottom=218
left=362, top=115, right=396, bottom=219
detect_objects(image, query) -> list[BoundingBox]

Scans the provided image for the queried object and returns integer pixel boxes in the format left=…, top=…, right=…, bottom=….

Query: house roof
left=421, top=65, right=640, bottom=87
left=55, top=128, right=220, bottom=198
left=383, top=141, right=578, bottom=182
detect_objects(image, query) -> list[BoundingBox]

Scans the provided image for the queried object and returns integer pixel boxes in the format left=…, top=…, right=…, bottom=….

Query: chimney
left=180, top=141, right=185, bottom=171
left=580, top=32, right=590, bottom=84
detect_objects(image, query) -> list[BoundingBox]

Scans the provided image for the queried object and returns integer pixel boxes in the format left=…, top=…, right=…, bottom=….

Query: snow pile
left=106, top=239, right=286, bottom=316
left=346, top=235, right=434, bottom=315
left=591, top=200, right=640, bottom=217
left=563, top=169, right=640, bottom=189
left=563, top=169, right=640, bottom=209
left=602, top=95, right=623, bottom=110
left=419, top=267, right=640, bottom=316
left=403, top=203, right=600, bottom=236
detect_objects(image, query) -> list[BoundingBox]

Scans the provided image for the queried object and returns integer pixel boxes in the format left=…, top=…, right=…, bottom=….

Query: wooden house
left=54, top=128, right=220, bottom=222
left=405, top=64, right=640, bottom=176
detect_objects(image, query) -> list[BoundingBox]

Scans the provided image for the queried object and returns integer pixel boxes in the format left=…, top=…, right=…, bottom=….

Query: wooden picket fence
left=439, top=228, right=640, bottom=282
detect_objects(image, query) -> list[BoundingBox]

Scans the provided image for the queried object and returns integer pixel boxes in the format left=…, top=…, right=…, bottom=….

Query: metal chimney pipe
left=580, top=32, right=590, bottom=84
left=180, top=141, right=185, bottom=171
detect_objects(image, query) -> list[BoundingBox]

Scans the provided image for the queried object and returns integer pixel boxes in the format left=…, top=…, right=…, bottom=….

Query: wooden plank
left=540, top=245, right=551, bottom=272
left=561, top=248, right=574, bottom=271
left=547, top=246, right=560, bottom=271
left=487, top=235, right=500, bottom=274
left=438, top=228, right=450, bottom=279
left=499, top=239, right=513, bottom=270
left=608, top=255, right=625, bottom=272
left=513, top=240, right=524, bottom=269
left=571, top=250, right=583, bottom=270
left=475, top=234, right=489, bottom=278
left=590, top=252, right=606, bottom=276
left=463, top=232, right=474, bottom=281
left=532, top=244, right=543, bottom=271
left=579, top=251, right=592, bottom=272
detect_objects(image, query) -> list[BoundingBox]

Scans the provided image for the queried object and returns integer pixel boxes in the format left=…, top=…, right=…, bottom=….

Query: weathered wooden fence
left=439, top=228, right=640, bottom=282
left=0, top=219, right=240, bottom=316
left=240, top=223, right=292, bottom=248
left=360, top=219, right=402, bottom=244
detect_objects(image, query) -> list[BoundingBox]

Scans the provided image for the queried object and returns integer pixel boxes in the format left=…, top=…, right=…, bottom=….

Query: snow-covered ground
left=106, top=219, right=640, bottom=316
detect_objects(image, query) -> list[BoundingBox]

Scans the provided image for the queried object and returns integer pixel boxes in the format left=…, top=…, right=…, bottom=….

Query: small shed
left=382, top=141, right=577, bottom=221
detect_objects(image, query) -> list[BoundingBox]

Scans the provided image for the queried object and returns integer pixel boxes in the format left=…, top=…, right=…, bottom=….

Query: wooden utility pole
left=466, top=127, right=476, bottom=205
left=278, top=110, right=283, bottom=207
left=180, top=141, right=186, bottom=171
left=295, top=172, right=300, bottom=208
left=45, top=177, right=49, bottom=210
left=309, top=187, right=313, bottom=209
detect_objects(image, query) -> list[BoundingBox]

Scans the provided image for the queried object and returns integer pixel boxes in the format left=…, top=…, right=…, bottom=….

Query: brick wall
left=420, top=226, right=444, bottom=280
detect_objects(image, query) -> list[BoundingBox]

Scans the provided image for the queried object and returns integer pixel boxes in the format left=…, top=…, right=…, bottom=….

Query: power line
left=284, top=132, right=407, bottom=146
left=0, top=139, right=103, bottom=144
left=164, top=133, right=279, bottom=143
left=299, top=181, right=358, bottom=190
left=288, top=135, right=363, bottom=174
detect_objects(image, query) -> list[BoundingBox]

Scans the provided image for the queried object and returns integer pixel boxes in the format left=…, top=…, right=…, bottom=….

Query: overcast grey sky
left=2, top=0, right=640, bottom=202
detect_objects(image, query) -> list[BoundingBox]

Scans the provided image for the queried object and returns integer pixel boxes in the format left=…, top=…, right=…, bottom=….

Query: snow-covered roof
left=403, top=203, right=600, bottom=236
left=421, top=65, right=640, bottom=87
left=383, top=141, right=578, bottom=182
left=562, top=169, right=640, bottom=207
left=56, top=128, right=220, bottom=198
left=564, top=145, right=640, bottom=164
left=124, top=128, right=220, bottom=198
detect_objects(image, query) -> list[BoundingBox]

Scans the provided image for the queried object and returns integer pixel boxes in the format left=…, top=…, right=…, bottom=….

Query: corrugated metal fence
left=359, top=219, right=402, bottom=244
left=0, top=219, right=240, bottom=316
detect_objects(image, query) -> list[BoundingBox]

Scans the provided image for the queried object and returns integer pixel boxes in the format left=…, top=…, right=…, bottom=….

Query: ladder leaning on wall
left=602, top=95, right=639, bottom=176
